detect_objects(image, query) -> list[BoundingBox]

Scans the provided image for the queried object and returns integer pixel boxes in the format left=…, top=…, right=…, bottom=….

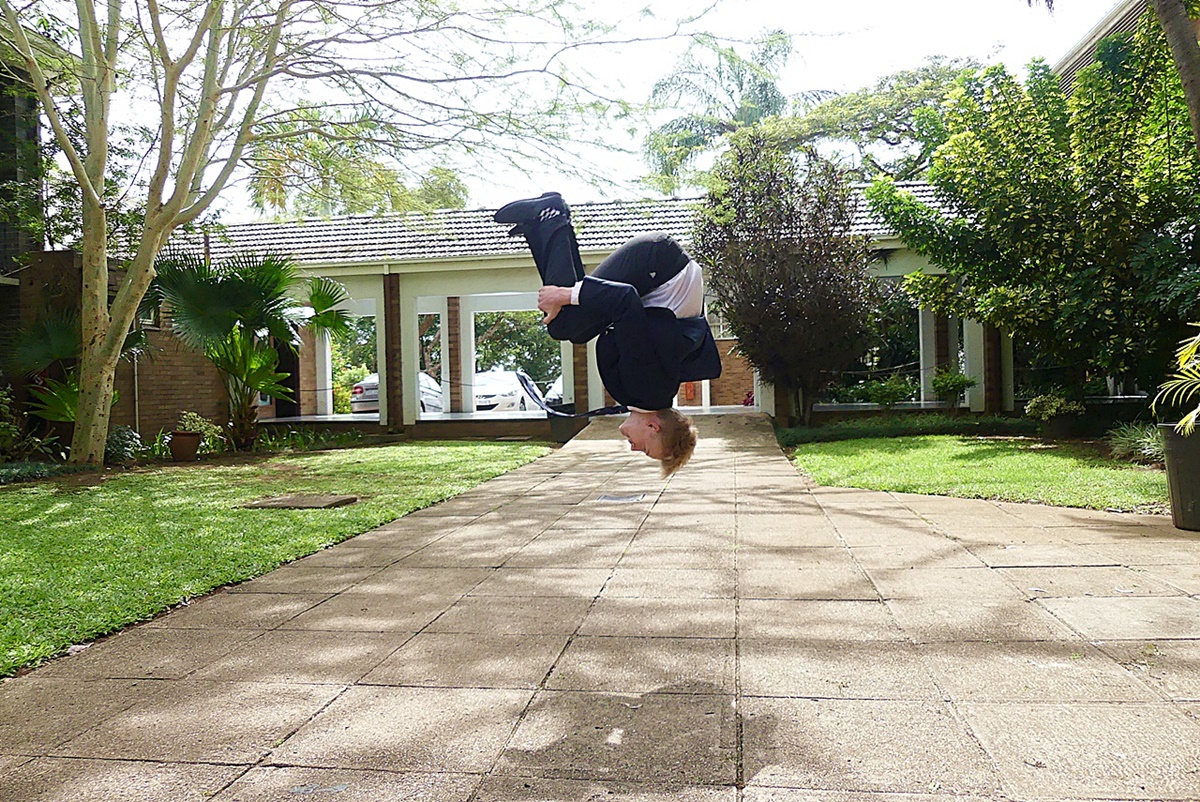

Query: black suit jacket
left=577, top=272, right=722, bottom=410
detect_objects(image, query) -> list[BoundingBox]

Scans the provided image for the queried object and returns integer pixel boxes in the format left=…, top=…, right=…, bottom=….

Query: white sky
left=476, top=0, right=1123, bottom=205
left=215, top=0, right=1127, bottom=219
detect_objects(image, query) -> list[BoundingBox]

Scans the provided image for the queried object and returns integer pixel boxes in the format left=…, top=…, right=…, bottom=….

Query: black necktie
left=516, top=372, right=627, bottom=418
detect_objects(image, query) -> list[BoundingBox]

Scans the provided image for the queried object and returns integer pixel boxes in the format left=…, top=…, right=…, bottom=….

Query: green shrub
left=140, top=429, right=172, bottom=459
left=104, top=425, right=143, bottom=464
left=1106, top=422, right=1165, bottom=464
left=177, top=411, right=228, bottom=454
left=255, top=427, right=365, bottom=453
left=776, top=413, right=1037, bottom=447
left=931, top=368, right=977, bottom=409
left=0, top=461, right=80, bottom=485
left=0, top=386, right=50, bottom=462
left=1025, top=393, right=1087, bottom=421
left=860, top=373, right=918, bottom=409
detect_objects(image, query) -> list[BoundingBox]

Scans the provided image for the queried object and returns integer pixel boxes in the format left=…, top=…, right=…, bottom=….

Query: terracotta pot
left=168, top=431, right=202, bottom=462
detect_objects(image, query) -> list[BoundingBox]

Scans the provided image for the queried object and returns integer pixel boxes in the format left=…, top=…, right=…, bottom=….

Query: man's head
left=618, top=408, right=698, bottom=476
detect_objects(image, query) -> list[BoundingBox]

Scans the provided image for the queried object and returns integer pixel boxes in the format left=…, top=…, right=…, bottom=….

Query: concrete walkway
left=2, top=413, right=1200, bottom=801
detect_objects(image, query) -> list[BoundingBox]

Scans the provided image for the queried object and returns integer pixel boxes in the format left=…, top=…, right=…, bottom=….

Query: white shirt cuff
left=570, top=281, right=583, bottom=305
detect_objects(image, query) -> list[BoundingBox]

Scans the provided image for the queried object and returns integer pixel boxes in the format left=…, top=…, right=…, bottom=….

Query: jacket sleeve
left=579, top=276, right=679, bottom=404
left=575, top=275, right=641, bottom=320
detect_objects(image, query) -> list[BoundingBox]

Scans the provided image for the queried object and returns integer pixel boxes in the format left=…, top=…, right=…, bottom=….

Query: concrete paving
left=2, top=412, right=1200, bottom=801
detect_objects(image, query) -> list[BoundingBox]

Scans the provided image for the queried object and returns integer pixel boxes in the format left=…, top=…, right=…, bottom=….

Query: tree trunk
left=70, top=202, right=114, bottom=465
left=797, top=384, right=814, bottom=428
left=1153, top=0, right=1200, bottom=158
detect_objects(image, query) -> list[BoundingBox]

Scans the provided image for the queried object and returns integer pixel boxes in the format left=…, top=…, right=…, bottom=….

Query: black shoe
left=494, top=192, right=567, bottom=224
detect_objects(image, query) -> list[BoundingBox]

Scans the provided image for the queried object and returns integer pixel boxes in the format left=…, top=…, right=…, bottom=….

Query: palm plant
left=643, top=30, right=833, bottom=194
left=7, top=308, right=146, bottom=424
left=144, top=252, right=353, bottom=449
left=1154, top=324, right=1200, bottom=435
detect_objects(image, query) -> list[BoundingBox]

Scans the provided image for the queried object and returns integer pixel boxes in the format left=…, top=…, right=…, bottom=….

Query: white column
left=460, top=301, right=477, bottom=413
left=367, top=285, right=389, bottom=426
left=963, top=319, right=986, bottom=412
left=757, top=375, right=774, bottom=417
left=587, top=340, right=604, bottom=410
left=315, top=331, right=333, bottom=415
left=400, top=285, right=421, bottom=426
left=918, top=308, right=938, bottom=403
left=560, top=341, right=574, bottom=405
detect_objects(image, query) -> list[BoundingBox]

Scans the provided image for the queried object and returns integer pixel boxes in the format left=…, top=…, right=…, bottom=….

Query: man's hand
left=538, top=285, right=573, bottom=325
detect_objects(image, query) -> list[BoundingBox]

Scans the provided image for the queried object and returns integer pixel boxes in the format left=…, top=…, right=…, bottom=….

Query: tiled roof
left=1053, top=0, right=1145, bottom=95
left=182, top=182, right=937, bottom=267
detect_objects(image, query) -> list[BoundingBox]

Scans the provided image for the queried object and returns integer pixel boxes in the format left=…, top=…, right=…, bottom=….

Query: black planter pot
left=1040, top=414, right=1075, bottom=439
left=548, top=415, right=586, bottom=444
left=1159, top=424, right=1200, bottom=531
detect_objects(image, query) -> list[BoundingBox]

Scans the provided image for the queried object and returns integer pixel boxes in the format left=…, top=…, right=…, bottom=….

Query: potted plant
left=167, top=411, right=215, bottom=462
left=1153, top=325, right=1200, bottom=530
left=931, top=368, right=977, bottom=415
left=1025, top=391, right=1086, bottom=439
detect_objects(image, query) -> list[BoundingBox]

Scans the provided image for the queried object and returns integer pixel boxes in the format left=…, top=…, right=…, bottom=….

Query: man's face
left=619, top=411, right=666, bottom=460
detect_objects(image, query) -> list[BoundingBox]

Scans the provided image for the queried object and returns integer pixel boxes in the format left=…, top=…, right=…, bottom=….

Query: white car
left=351, top=370, right=543, bottom=413
left=544, top=376, right=563, bottom=405
left=350, top=372, right=443, bottom=413
left=473, top=369, right=544, bottom=411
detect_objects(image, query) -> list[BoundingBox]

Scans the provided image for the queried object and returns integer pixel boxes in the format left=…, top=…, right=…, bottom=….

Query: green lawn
left=789, top=435, right=1168, bottom=513
left=0, top=441, right=548, bottom=676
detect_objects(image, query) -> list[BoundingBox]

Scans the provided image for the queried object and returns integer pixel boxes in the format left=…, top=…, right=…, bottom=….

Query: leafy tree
left=144, top=252, right=352, bottom=449
left=692, top=131, right=877, bottom=425
left=867, top=25, right=1200, bottom=396
left=642, top=30, right=833, bottom=195
left=1030, top=0, right=1200, bottom=157
left=764, top=57, right=982, bottom=181
left=474, top=311, right=561, bottom=389
left=247, top=109, right=469, bottom=216
left=0, top=0, right=686, bottom=464
left=333, top=317, right=378, bottom=374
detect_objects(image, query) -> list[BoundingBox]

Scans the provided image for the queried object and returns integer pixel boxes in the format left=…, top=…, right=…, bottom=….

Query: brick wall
left=447, top=297, right=463, bottom=412
left=572, top=343, right=588, bottom=411
left=110, top=325, right=228, bottom=437
left=711, top=339, right=754, bottom=406
left=0, top=283, right=18, bottom=382
left=677, top=338, right=754, bottom=408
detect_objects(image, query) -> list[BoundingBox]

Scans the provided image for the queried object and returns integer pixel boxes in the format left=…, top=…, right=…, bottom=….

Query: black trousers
left=522, top=220, right=690, bottom=345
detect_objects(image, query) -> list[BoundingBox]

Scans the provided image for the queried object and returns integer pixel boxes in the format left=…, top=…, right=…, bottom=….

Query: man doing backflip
left=494, top=192, right=721, bottom=476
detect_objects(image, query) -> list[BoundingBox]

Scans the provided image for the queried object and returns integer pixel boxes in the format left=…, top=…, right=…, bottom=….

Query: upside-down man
left=494, top=192, right=721, bottom=476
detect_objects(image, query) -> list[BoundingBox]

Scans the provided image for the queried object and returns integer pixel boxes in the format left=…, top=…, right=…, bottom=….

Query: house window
left=705, top=293, right=734, bottom=339
left=137, top=304, right=160, bottom=329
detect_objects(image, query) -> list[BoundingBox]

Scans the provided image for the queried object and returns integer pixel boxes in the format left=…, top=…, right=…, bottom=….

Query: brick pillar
left=572, top=343, right=588, bottom=413
left=448, top=297, right=463, bottom=412
left=383, top=274, right=403, bottom=430
left=298, top=329, right=316, bottom=415
left=935, top=315, right=950, bottom=370
left=983, top=323, right=1003, bottom=414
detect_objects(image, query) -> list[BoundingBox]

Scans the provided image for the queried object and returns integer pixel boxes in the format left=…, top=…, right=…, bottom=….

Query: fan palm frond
left=8, top=308, right=81, bottom=376
left=305, top=276, right=355, bottom=339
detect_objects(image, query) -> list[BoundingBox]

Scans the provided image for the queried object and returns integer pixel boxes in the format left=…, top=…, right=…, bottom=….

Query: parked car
left=544, top=375, right=563, bottom=405
left=350, top=372, right=443, bottom=413
left=473, top=369, right=544, bottom=411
